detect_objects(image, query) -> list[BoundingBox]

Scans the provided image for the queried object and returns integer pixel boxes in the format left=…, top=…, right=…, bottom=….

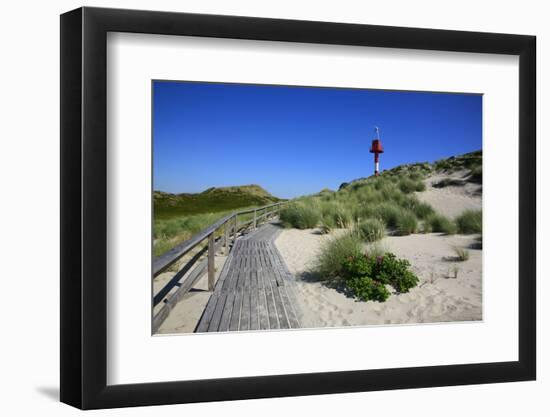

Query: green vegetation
left=279, top=202, right=321, bottom=229
left=312, top=234, right=419, bottom=302
left=355, top=219, right=385, bottom=242
left=395, top=210, right=418, bottom=236
left=340, top=250, right=419, bottom=302
left=424, top=213, right=457, bottom=234
left=455, top=209, right=482, bottom=234
left=312, top=233, right=364, bottom=279
left=433, top=178, right=466, bottom=188
left=453, top=246, right=470, bottom=261
left=468, top=165, right=482, bottom=184
left=433, top=150, right=482, bottom=184
left=154, top=184, right=280, bottom=220
left=153, top=184, right=280, bottom=256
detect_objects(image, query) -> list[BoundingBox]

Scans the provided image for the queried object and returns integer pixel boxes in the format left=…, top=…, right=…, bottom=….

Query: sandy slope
left=155, top=173, right=483, bottom=333
left=276, top=229, right=482, bottom=328
left=275, top=178, right=483, bottom=328
left=417, top=170, right=482, bottom=218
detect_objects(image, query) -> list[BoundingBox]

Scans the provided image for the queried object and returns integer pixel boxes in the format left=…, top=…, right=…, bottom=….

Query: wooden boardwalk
left=196, top=223, right=303, bottom=332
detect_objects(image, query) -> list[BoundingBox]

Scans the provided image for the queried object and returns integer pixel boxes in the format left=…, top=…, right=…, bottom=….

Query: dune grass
left=395, top=210, right=418, bottom=236
left=453, top=246, right=470, bottom=261
left=279, top=202, right=321, bottom=229
left=153, top=210, right=238, bottom=257
left=312, top=233, right=363, bottom=280
left=455, top=209, right=482, bottom=234
left=424, top=213, right=457, bottom=234
left=355, top=218, right=386, bottom=242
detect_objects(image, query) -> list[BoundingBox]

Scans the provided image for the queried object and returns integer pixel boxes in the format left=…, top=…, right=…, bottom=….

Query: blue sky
left=153, top=81, right=482, bottom=199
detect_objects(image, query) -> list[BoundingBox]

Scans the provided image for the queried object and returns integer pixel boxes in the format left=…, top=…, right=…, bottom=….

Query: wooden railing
left=152, top=202, right=285, bottom=333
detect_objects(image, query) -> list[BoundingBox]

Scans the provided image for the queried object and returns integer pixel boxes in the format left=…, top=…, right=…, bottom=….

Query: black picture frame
left=60, top=6, right=536, bottom=410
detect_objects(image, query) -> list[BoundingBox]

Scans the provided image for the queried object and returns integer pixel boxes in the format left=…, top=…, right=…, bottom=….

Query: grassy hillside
left=280, top=150, right=482, bottom=237
left=154, top=184, right=281, bottom=220
left=153, top=185, right=281, bottom=256
left=339, top=150, right=482, bottom=191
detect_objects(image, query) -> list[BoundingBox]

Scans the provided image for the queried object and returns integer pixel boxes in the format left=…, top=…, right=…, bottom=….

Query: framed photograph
left=60, top=7, right=536, bottom=409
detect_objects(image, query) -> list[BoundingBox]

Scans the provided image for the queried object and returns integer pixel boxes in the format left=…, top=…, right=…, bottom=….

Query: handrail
left=152, top=201, right=286, bottom=333
left=153, top=202, right=283, bottom=276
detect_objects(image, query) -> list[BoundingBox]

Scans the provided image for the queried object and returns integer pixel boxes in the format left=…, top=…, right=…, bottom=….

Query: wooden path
left=196, top=223, right=303, bottom=332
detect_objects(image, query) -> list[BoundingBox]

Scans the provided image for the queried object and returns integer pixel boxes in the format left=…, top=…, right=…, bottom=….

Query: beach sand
left=155, top=254, right=228, bottom=334
left=156, top=173, right=482, bottom=332
left=417, top=170, right=482, bottom=218
left=275, top=176, right=483, bottom=328
left=276, top=229, right=482, bottom=328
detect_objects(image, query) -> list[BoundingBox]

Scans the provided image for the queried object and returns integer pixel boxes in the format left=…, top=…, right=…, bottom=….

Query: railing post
left=208, top=233, right=215, bottom=291
left=233, top=215, right=238, bottom=243
left=253, top=209, right=257, bottom=229
left=224, top=222, right=229, bottom=255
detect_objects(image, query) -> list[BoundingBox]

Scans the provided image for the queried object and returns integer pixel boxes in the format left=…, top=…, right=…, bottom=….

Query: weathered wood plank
left=208, top=233, right=215, bottom=291
left=257, top=288, right=269, bottom=330
left=207, top=293, right=228, bottom=332
left=249, top=290, right=259, bottom=331
left=195, top=293, right=220, bottom=333
left=267, top=269, right=290, bottom=329
left=193, top=220, right=305, bottom=333
left=240, top=291, right=251, bottom=331
left=229, top=290, right=242, bottom=331
left=218, top=292, right=235, bottom=332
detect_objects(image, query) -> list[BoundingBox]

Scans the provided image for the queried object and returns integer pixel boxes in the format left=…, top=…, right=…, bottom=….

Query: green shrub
left=433, top=178, right=465, bottom=188
left=468, top=166, right=482, bottom=184
left=398, top=178, right=417, bottom=194
left=455, top=210, right=482, bottom=234
left=355, top=219, right=386, bottom=242
left=319, top=202, right=353, bottom=228
left=395, top=210, right=418, bottom=235
left=415, top=181, right=426, bottom=192
left=425, top=214, right=457, bottom=234
left=345, top=277, right=391, bottom=302
left=313, top=233, right=363, bottom=279
left=340, top=252, right=419, bottom=301
left=400, top=196, right=434, bottom=219
left=280, top=203, right=321, bottom=229
left=373, top=203, right=403, bottom=228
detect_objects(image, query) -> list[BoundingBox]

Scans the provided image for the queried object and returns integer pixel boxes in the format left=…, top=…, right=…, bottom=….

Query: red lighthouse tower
left=369, top=126, right=384, bottom=176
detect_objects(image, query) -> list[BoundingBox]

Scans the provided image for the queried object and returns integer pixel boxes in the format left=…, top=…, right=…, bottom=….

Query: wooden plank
left=240, top=291, right=251, bottom=331
left=152, top=244, right=207, bottom=306
left=207, top=293, right=228, bottom=332
left=267, top=268, right=290, bottom=329
left=257, top=287, right=269, bottom=330
left=195, top=293, right=220, bottom=333
left=153, top=203, right=284, bottom=276
left=249, top=290, right=259, bottom=331
left=207, top=233, right=215, bottom=291
left=224, top=223, right=229, bottom=255
left=153, top=214, right=231, bottom=276
left=229, top=290, right=242, bottom=331
left=218, top=292, right=235, bottom=332
left=278, top=286, right=300, bottom=329
left=263, top=272, right=280, bottom=329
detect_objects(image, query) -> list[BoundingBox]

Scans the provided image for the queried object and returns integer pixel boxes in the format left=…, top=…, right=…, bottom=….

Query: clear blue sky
left=153, top=81, right=482, bottom=199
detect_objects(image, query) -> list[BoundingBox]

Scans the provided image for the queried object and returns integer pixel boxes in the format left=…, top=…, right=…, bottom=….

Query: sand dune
left=275, top=177, right=483, bottom=328
left=276, top=229, right=482, bottom=328
left=417, top=170, right=482, bottom=218
left=156, top=173, right=483, bottom=333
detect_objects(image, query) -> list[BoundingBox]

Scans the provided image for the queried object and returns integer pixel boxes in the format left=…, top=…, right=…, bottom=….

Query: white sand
left=275, top=177, right=483, bottom=328
left=276, top=229, right=482, bottom=327
left=156, top=174, right=483, bottom=332
left=155, top=254, right=228, bottom=334
left=417, top=170, right=482, bottom=218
